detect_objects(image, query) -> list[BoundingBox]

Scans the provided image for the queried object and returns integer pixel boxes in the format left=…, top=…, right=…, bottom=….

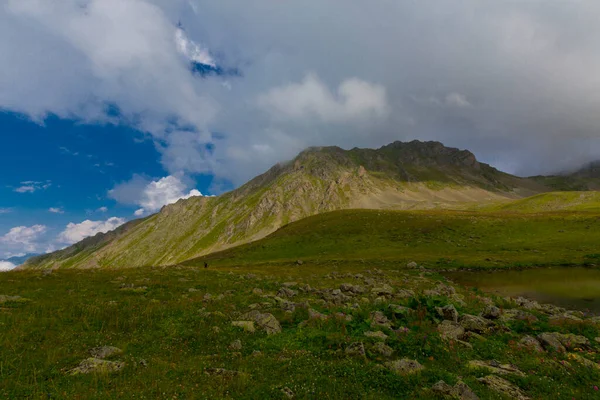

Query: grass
left=188, top=208, right=600, bottom=270
left=2, top=265, right=600, bottom=399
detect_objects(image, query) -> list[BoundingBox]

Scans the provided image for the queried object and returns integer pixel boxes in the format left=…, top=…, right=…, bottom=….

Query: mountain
left=530, top=160, right=600, bottom=191
left=5, top=253, right=40, bottom=266
left=22, top=140, right=554, bottom=270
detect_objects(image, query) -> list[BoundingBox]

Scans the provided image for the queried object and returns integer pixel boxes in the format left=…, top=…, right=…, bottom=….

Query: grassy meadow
left=3, top=204, right=600, bottom=399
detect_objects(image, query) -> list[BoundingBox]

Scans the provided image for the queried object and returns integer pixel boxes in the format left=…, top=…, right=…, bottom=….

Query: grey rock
left=345, top=342, right=366, bottom=357
left=369, top=311, right=392, bottom=329
left=385, top=358, right=424, bottom=375
left=364, top=331, right=388, bottom=341
left=231, top=321, right=256, bottom=333
left=70, top=358, right=125, bottom=375
left=438, top=320, right=465, bottom=340
left=477, top=375, right=529, bottom=400
left=468, top=360, right=525, bottom=377
left=519, top=336, right=544, bottom=353
left=482, top=305, right=501, bottom=320
left=459, top=314, right=489, bottom=333
left=277, top=287, right=297, bottom=298
left=229, top=339, right=242, bottom=351
left=371, top=342, right=394, bottom=357
left=436, top=304, right=458, bottom=322
left=89, top=346, right=122, bottom=359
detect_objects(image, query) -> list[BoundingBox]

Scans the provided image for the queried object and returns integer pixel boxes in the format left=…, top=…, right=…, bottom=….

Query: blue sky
left=2, top=1, right=600, bottom=268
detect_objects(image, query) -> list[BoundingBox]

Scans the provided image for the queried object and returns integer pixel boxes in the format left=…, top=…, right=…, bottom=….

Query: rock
left=432, top=380, right=480, bottom=399
left=212, top=326, right=221, bottom=333
left=89, top=346, right=122, bottom=359
left=0, top=295, right=27, bottom=304
left=231, top=321, right=256, bottom=333
left=296, top=260, right=303, bottom=266
left=482, top=305, right=501, bottom=320
left=229, top=339, right=242, bottom=351
left=364, top=331, right=388, bottom=341
left=515, top=297, right=541, bottom=311
left=282, top=282, right=298, bottom=288
left=371, top=342, right=394, bottom=357
left=459, top=314, right=489, bottom=333
left=277, top=287, right=297, bottom=298
left=252, top=288, right=263, bottom=295
left=385, top=359, right=424, bottom=375
left=239, top=311, right=282, bottom=334
left=518, top=336, right=545, bottom=353
left=70, top=358, right=125, bottom=375
left=468, top=360, right=526, bottom=377
left=450, top=294, right=467, bottom=307
left=188, top=288, right=199, bottom=293
left=537, top=332, right=590, bottom=352
left=281, top=387, right=295, bottom=398
left=340, top=283, right=365, bottom=294
left=388, top=304, right=411, bottom=318
left=308, top=308, right=328, bottom=321
left=369, top=311, right=392, bottom=329
left=280, top=301, right=296, bottom=312
left=395, top=289, right=415, bottom=299
left=436, top=304, right=459, bottom=322
left=345, top=342, right=366, bottom=357
left=549, top=314, right=583, bottom=323
left=477, top=375, right=529, bottom=400
left=500, top=309, right=538, bottom=323
left=371, top=285, right=394, bottom=296
left=406, top=261, right=418, bottom=268
left=438, top=320, right=465, bottom=340
left=569, top=353, right=600, bottom=370
left=204, top=368, right=247, bottom=378
left=436, top=283, right=456, bottom=296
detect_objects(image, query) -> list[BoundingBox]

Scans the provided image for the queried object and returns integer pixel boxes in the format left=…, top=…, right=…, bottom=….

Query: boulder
left=369, top=311, right=392, bottom=329
left=477, top=375, right=529, bottom=400
left=240, top=311, right=282, bottom=335
left=481, top=305, right=501, bottom=320
left=229, top=339, right=242, bottom=351
left=395, top=289, right=415, bottom=299
left=537, top=332, right=590, bottom=352
left=70, top=358, right=125, bottom=375
left=371, top=342, right=394, bottom=357
left=432, top=380, right=480, bottom=400
left=89, top=346, right=122, bottom=359
left=231, top=321, right=256, bottom=333
left=388, top=304, right=411, bottom=318
left=385, top=359, right=424, bottom=375
left=345, top=342, right=366, bottom=357
left=436, top=304, right=459, bottom=322
left=518, top=336, right=544, bottom=353
left=468, top=360, right=525, bottom=377
left=438, top=320, right=465, bottom=340
left=459, top=314, right=489, bottom=333
left=277, top=287, right=297, bottom=298
left=371, top=285, right=394, bottom=296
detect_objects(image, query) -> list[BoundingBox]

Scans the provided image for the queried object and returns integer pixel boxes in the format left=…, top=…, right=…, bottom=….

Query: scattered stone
left=89, top=346, right=122, bottom=359
left=364, top=331, right=388, bottom=341
left=188, top=288, right=200, bottom=293
left=388, top=304, right=411, bottom=318
left=340, top=283, right=365, bottom=294
left=252, top=288, right=263, bottom=295
left=308, top=308, right=328, bottom=321
left=345, top=342, right=366, bottom=357
left=549, top=314, right=583, bottom=323
left=204, top=368, right=247, bottom=378
left=450, top=294, right=467, bottom=307
left=371, top=285, right=394, bottom=296
left=371, top=342, right=394, bottom=357
left=0, top=295, right=27, bottom=304
left=432, top=380, right=480, bottom=400
left=482, top=305, right=501, bottom=320
left=436, top=304, right=459, bottom=323
left=296, top=260, right=303, bottom=266
left=500, top=309, right=538, bottom=323
left=537, top=332, right=590, bottom=352
left=280, top=301, right=296, bottom=312
left=477, top=375, right=529, bottom=400
left=70, top=358, right=125, bottom=375
left=406, top=261, right=418, bottom=268
left=240, top=311, right=282, bottom=335
left=203, top=293, right=213, bottom=301
left=395, top=289, right=415, bottom=299
left=515, top=297, right=541, bottom=311
left=569, top=353, right=600, bottom=370
left=468, top=360, right=526, bottom=377
left=459, top=314, right=489, bottom=333
left=229, top=339, right=242, bottom=351
left=438, top=320, right=465, bottom=340
left=385, top=359, right=424, bottom=375
left=518, top=336, right=545, bottom=353
left=282, top=282, right=298, bottom=288
left=281, top=387, right=295, bottom=398
left=369, top=311, right=392, bottom=329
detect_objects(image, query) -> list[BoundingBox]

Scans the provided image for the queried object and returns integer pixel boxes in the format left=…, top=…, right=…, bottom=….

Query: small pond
left=445, top=267, right=600, bottom=315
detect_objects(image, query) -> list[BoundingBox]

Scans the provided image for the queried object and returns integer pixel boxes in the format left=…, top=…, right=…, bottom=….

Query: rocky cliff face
left=23, top=140, right=550, bottom=270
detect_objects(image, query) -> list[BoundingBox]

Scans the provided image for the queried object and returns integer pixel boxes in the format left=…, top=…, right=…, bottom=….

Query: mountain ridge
left=21, top=140, right=577, bottom=270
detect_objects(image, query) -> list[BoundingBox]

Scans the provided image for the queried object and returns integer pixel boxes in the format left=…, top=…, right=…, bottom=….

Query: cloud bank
left=2, top=0, right=600, bottom=185
left=57, top=217, right=126, bottom=245
left=0, top=261, right=16, bottom=272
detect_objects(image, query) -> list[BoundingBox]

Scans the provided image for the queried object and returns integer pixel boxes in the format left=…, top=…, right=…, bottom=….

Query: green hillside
left=23, top=140, right=548, bottom=270
left=189, top=208, right=600, bottom=270
left=486, top=191, right=600, bottom=213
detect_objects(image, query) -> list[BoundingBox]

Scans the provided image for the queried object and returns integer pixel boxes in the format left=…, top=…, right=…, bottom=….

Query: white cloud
left=175, top=27, right=215, bottom=67
left=48, top=207, right=64, bottom=214
left=13, top=181, right=52, bottom=194
left=97, top=206, right=108, bottom=213
left=0, top=225, right=47, bottom=257
left=0, top=261, right=16, bottom=272
left=109, top=175, right=203, bottom=216
left=57, top=217, right=126, bottom=245
left=257, top=74, right=388, bottom=123
left=0, top=208, right=12, bottom=214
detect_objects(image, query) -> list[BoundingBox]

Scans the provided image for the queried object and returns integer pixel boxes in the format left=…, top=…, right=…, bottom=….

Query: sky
left=2, top=0, right=600, bottom=269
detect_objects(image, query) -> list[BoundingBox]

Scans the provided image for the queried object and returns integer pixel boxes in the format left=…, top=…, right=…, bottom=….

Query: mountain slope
left=23, top=140, right=552, bottom=270
left=530, top=160, right=600, bottom=191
